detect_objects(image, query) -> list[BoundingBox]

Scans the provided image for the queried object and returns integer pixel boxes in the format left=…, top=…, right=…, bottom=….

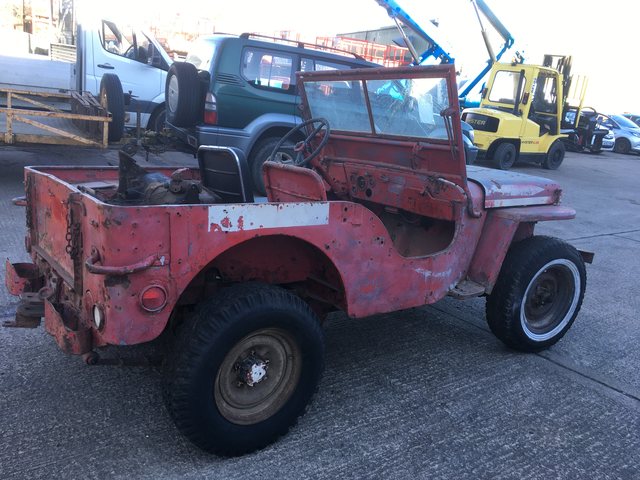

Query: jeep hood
left=466, top=166, right=562, bottom=208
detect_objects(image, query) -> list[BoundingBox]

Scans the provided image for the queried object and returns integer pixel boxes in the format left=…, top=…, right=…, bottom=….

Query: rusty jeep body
left=6, top=65, right=591, bottom=456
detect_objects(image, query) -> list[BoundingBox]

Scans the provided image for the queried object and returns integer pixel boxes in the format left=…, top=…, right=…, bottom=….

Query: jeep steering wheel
left=271, top=118, right=331, bottom=167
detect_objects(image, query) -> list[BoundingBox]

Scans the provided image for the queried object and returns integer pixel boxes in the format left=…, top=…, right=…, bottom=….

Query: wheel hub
left=520, top=259, right=581, bottom=341
left=214, top=328, right=302, bottom=425
left=235, top=354, right=269, bottom=387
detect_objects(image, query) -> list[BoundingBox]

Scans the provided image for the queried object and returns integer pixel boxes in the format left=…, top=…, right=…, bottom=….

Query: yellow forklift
left=462, top=55, right=587, bottom=170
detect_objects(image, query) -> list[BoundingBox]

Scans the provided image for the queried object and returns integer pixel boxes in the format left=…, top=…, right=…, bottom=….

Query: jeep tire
left=163, top=283, right=324, bottom=456
left=486, top=236, right=586, bottom=352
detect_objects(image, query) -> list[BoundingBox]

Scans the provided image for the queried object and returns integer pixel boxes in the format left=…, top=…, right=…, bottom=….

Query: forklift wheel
left=543, top=141, right=565, bottom=170
left=492, top=143, right=517, bottom=170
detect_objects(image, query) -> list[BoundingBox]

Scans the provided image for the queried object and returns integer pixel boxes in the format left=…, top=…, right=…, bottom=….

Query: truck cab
left=78, top=20, right=172, bottom=131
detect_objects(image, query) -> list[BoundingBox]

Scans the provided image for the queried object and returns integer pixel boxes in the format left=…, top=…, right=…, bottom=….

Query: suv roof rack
left=239, top=33, right=365, bottom=60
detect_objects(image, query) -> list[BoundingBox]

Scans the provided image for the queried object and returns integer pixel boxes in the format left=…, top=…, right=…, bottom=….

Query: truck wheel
left=148, top=106, right=166, bottom=133
left=99, top=74, right=125, bottom=142
left=165, top=62, right=201, bottom=127
left=486, top=236, right=586, bottom=352
left=492, top=143, right=517, bottom=170
left=251, top=137, right=295, bottom=196
left=614, top=138, right=631, bottom=154
left=543, top=140, right=565, bottom=169
left=163, top=283, right=324, bottom=456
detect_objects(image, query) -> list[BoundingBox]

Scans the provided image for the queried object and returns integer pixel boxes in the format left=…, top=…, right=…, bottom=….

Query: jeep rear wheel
left=163, top=283, right=324, bottom=456
left=165, top=62, right=201, bottom=127
left=486, top=236, right=586, bottom=352
left=492, top=142, right=517, bottom=170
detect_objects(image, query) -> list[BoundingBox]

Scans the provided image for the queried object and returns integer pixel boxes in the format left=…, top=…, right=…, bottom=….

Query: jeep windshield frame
left=297, top=65, right=463, bottom=147
left=296, top=64, right=467, bottom=181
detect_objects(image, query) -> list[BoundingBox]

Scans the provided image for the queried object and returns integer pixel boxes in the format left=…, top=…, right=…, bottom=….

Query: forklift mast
left=543, top=54, right=573, bottom=105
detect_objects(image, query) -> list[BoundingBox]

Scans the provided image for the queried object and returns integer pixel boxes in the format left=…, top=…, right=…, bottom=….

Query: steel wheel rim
left=214, top=327, right=301, bottom=425
left=271, top=150, right=295, bottom=165
left=520, top=259, right=580, bottom=341
left=168, top=75, right=179, bottom=112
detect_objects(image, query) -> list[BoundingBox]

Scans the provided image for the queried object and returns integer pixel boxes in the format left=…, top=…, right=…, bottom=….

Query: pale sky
left=89, top=0, right=636, bottom=113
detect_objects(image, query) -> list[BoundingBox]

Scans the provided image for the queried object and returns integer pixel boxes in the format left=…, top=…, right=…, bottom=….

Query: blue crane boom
left=375, top=0, right=519, bottom=101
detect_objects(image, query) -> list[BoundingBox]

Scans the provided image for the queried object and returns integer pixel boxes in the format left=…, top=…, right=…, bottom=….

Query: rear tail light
left=204, top=92, right=218, bottom=125
left=140, top=285, right=168, bottom=312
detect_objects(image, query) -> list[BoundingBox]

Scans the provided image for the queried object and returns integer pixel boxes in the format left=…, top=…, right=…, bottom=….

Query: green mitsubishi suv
left=165, top=33, right=375, bottom=194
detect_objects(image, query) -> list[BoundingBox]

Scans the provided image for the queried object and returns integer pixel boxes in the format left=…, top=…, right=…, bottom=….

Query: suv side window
left=301, top=58, right=352, bottom=72
left=242, top=49, right=294, bottom=92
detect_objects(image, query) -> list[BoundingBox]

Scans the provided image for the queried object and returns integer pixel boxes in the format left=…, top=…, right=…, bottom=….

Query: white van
left=0, top=18, right=172, bottom=131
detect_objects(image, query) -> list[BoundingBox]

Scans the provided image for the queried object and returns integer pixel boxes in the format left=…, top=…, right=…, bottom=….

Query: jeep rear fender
left=178, top=234, right=347, bottom=315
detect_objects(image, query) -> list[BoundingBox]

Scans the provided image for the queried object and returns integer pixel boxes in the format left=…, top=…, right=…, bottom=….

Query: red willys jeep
left=5, top=65, right=592, bottom=456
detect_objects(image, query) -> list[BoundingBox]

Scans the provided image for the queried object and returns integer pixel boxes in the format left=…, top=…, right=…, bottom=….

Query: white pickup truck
left=0, top=18, right=172, bottom=132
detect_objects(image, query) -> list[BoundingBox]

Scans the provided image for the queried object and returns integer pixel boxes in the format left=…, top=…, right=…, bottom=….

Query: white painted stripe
left=486, top=196, right=555, bottom=208
left=208, top=203, right=330, bottom=232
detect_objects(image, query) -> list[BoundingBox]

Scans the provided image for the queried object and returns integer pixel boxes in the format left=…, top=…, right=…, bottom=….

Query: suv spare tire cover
left=165, top=62, right=201, bottom=127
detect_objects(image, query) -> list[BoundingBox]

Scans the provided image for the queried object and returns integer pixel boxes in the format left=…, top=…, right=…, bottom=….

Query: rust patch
left=105, top=275, right=131, bottom=288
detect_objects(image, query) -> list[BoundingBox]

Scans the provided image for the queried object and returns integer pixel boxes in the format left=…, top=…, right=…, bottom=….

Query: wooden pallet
left=0, top=87, right=111, bottom=148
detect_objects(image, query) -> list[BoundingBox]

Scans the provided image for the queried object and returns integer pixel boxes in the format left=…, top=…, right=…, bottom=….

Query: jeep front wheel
left=163, top=283, right=324, bottom=456
left=486, top=236, right=586, bottom=352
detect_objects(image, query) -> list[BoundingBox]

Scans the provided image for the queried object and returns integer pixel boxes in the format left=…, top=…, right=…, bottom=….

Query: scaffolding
left=315, top=36, right=410, bottom=67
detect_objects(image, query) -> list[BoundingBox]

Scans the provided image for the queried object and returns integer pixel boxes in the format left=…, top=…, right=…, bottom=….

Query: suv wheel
left=251, top=137, right=295, bottom=196
left=165, top=62, right=201, bottom=127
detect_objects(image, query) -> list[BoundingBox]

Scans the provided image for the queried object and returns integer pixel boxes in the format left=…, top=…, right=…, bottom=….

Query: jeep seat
left=197, top=146, right=254, bottom=203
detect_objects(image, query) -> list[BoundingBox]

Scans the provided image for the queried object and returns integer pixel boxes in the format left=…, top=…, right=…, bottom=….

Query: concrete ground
left=0, top=146, right=638, bottom=480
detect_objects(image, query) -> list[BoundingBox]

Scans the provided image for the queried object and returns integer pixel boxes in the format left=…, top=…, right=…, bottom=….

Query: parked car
left=602, top=130, right=615, bottom=150
left=164, top=33, right=376, bottom=193
left=622, top=113, right=640, bottom=127
left=597, top=114, right=640, bottom=154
